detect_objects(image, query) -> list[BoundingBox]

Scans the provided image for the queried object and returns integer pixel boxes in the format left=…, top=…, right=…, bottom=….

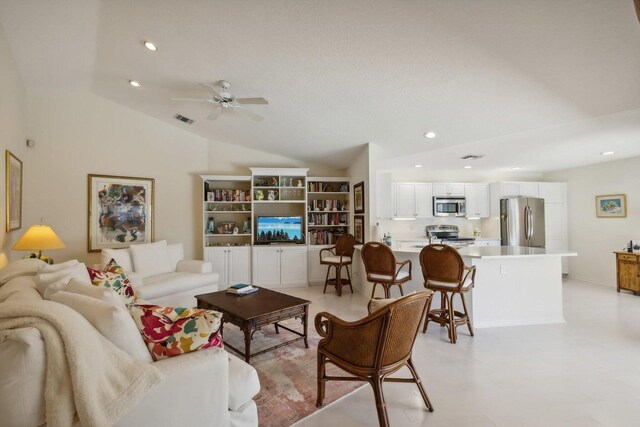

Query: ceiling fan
left=171, top=80, right=269, bottom=121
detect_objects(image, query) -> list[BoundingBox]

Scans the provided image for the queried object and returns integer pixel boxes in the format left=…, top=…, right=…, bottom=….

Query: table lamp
left=12, top=224, right=65, bottom=264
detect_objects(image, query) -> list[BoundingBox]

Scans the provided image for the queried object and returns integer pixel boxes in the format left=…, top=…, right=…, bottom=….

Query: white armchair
left=101, top=240, right=219, bottom=307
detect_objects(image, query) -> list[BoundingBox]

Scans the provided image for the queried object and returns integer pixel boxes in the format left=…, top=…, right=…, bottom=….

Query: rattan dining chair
left=320, top=234, right=356, bottom=296
left=420, top=244, right=476, bottom=344
left=361, top=242, right=412, bottom=298
left=315, top=291, right=435, bottom=427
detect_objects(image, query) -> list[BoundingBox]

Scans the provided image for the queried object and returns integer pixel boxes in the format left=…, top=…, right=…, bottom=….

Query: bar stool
left=320, top=234, right=356, bottom=296
left=419, top=244, right=475, bottom=344
left=361, top=242, right=412, bottom=298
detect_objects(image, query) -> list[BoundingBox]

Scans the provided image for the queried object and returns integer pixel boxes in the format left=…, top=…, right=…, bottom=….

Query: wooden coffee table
left=196, top=287, right=311, bottom=363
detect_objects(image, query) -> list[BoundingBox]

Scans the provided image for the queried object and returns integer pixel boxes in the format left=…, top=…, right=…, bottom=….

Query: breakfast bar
left=354, top=245, right=577, bottom=328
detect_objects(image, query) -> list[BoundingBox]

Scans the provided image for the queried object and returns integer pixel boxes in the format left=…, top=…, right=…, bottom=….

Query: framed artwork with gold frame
left=595, top=194, right=626, bottom=218
left=88, top=174, right=155, bottom=252
left=6, top=150, right=23, bottom=232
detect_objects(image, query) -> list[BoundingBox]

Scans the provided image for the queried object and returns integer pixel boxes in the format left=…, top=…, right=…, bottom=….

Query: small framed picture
left=354, top=181, right=365, bottom=214
left=595, top=194, right=626, bottom=218
left=354, top=215, right=364, bottom=244
left=5, top=150, right=23, bottom=232
left=216, top=222, right=236, bottom=234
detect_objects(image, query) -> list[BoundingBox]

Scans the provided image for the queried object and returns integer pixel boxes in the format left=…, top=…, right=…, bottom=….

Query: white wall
left=25, top=91, right=209, bottom=264
left=348, top=144, right=370, bottom=241
left=546, top=156, right=640, bottom=287
left=0, top=23, right=29, bottom=267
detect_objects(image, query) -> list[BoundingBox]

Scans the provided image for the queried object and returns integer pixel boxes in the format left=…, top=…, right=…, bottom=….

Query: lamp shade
left=13, top=225, right=65, bottom=251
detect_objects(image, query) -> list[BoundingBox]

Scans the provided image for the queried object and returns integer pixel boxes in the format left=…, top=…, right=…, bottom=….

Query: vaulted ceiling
left=1, top=0, right=639, bottom=172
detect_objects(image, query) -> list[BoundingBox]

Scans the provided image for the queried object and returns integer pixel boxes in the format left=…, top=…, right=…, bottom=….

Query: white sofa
left=0, top=260, right=260, bottom=427
left=102, top=240, right=219, bottom=307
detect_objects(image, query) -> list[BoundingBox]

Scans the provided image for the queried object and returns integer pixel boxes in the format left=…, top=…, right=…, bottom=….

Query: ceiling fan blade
left=171, top=97, right=214, bottom=102
left=199, top=82, right=224, bottom=99
left=233, top=106, right=264, bottom=122
left=235, top=97, right=269, bottom=105
left=207, top=107, right=222, bottom=121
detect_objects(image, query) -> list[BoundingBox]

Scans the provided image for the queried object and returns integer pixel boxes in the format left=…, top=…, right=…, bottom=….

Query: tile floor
left=279, top=279, right=640, bottom=427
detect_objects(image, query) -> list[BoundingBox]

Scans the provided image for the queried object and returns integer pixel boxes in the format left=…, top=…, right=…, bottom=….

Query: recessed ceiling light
left=142, top=40, right=158, bottom=51
left=510, top=167, right=521, bottom=170
left=464, top=165, right=472, bottom=169
left=129, top=80, right=141, bottom=88
left=414, top=164, right=423, bottom=168
left=601, top=151, right=615, bottom=156
left=424, top=131, right=436, bottom=139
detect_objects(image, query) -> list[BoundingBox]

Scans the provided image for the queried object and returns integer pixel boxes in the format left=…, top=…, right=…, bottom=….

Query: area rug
left=222, top=318, right=365, bottom=427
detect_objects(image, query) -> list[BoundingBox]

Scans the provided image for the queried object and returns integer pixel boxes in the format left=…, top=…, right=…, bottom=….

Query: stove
left=425, top=225, right=475, bottom=248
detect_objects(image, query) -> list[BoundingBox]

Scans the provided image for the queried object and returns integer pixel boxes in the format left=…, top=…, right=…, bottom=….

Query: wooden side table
left=615, top=252, right=640, bottom=294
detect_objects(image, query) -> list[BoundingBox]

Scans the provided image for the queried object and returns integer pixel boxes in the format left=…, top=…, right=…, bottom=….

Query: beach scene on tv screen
left=256, top=216, right=303, bottom=242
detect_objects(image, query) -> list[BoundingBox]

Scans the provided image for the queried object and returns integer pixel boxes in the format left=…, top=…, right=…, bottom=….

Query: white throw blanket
left=0, top=300, right=163, bottom=427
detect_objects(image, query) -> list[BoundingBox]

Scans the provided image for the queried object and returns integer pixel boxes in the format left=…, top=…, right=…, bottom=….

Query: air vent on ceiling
left=460, top=154, right=484, bottom=160
left=175, top=114, right=194, bottom=124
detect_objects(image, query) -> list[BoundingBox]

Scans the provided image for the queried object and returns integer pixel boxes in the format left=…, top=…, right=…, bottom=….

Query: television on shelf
left=255, top=216, right=304, bottom=244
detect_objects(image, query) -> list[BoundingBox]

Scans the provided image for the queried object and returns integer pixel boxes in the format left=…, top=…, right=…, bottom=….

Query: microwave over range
left=433, top=197, right=466, bottom=217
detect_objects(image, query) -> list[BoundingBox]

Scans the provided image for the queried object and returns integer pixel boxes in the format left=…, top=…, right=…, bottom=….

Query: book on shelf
left=226, top=284, right=258, bottom=295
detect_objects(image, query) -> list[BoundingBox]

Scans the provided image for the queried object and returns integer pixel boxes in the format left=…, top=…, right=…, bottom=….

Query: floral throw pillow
left=87, top=259, right=136, bottom=306
left=128, top=304, right=223, bottom=361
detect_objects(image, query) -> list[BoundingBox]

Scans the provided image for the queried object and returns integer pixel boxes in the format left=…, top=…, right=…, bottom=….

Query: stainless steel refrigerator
left=500, top=197, right=545, bottom=248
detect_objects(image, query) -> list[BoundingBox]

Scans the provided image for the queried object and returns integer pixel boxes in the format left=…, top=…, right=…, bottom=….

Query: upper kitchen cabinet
left=433, top=183, right=465, bottom=197
left=393, top=182, right=433, bottom=218
left=464, top=183, right=490, bottom=218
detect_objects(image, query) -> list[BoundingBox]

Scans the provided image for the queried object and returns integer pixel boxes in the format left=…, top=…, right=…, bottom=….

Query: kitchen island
left=353, top=245, right=577, bottom=328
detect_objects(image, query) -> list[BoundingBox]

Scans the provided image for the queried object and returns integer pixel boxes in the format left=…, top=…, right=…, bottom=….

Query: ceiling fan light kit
left=172, top=80, right=269, bottom=121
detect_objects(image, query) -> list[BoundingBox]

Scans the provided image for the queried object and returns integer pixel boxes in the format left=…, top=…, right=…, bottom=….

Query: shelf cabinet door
left=228, top=247, right=251, bottom=285
left=280, top=247, right=308, bottom=286
left=449, top=183, right=466, bottom=196
left=395, top=183, right=416, bottom=217
left=519, top=182, right=539, bottom=198
left=414, top=184, right=433, bottom=217
left=252, top=247, right=281, bottom=287
left=205, top=248, right=228, bottom=286
left=307, top=247, right=326, bottom=284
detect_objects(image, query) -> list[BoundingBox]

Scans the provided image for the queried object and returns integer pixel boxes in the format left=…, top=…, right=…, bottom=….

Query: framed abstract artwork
left=88, top=174, right=155, bottom=252
left=595, top=194, right=626, bottom=218
left=5, top=150, right=23, bottom=232
left=354, top=181, right=365, bottom=214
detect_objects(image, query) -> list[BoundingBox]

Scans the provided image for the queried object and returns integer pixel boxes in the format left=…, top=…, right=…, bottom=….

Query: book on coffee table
left=226, top=284, right=258, bottom=296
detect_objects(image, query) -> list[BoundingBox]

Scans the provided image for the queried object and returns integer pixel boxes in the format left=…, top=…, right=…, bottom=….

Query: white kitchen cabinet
left=519, top=182, right=539, bottom=198
left=465, top=183, right=490, bottom=218
left=205, top=246, right=251, bottom=287
left=393, top=183, right=433, bottom=218
left=395, top=183, right=416, bottom=217
left=252, top=246, right=307, bottom=288
left=415, top=183, right=433, bottom=217
left=433, top=183, right=465, bottom=197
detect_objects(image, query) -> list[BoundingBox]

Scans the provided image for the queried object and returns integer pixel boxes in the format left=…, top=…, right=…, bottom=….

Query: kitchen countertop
left=384, top=245, right=577, bottom=258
